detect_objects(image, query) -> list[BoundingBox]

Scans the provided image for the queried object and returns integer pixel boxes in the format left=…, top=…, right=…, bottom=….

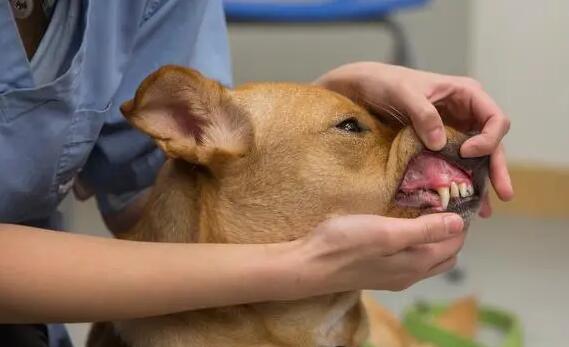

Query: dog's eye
left=336, top=118, right=363, bottom=133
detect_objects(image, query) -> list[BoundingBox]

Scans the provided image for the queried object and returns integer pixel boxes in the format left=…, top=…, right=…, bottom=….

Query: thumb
left=387, top=213, right=464, bottom=251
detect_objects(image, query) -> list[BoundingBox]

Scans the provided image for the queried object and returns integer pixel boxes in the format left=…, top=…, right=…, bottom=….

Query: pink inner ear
left=171, top=105, right=208, bottom=144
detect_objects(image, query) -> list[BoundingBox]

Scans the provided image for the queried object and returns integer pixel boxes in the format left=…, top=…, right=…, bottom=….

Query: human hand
left=315, top=62, right=514, bottom=217
left=294, top=213, right=465, bottom=295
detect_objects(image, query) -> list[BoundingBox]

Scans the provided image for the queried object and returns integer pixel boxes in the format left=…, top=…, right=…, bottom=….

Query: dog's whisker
left=363, top=98, right=409, bottom=127
left=349, top=91, right=409, bottom=127
left=388, top=111, right=407, bottom=126
left=386, top=104, right=409, bottom=124
left=381, top=104, right=408, bottom=126
left=373, top=102, right=407, bottom=126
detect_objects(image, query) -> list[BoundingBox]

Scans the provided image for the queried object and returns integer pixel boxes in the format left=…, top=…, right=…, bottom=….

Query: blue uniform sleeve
left=78, top=0, right=232, bottom=215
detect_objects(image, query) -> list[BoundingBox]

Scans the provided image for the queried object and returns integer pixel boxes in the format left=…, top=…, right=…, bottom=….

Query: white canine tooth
left=437, top=187, right=450, bottom=210
left=450, top=182, right=459, bottom=198
left=459, top=183, right=468, bottom=197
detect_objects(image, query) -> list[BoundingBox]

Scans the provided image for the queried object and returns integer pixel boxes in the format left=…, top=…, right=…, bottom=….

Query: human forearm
left=0, top=212, right=467, bottom=324
left=0, top=224, right=299, bottom=323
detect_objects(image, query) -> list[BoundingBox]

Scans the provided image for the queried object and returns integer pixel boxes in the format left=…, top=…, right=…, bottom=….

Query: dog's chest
left=115, top=293, right=366, bottom=347
left=313, top=292, right=366, bottom=347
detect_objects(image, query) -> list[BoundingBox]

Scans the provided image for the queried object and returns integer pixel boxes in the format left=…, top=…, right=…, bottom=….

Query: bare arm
left=0, top=223, right=295, bottom=323
left=0, top=212, right=464, bottom=324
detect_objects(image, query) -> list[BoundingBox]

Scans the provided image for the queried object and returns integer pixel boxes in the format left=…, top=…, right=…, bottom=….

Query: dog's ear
left=120, top=65, right=252, bottom=173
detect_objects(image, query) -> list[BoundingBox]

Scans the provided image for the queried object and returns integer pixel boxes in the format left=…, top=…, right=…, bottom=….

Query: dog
left=87, top=65, right=488, bottom=347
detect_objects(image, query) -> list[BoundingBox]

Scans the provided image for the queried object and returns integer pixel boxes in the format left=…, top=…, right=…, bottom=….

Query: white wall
left=229, top=0, right=469, bottom=82
left=470, top=0, right=569, bottom=167
left=229, top=0, right=569, bottom=167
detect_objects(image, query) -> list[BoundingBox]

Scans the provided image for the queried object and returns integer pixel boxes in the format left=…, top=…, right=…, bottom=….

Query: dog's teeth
left=450, top=182, right=459, bottom=198
left=459, top=183, right=468, bottom=197
left=437, top=187, right=450, bottom=210
left=466, top=184, right=475, bottom=197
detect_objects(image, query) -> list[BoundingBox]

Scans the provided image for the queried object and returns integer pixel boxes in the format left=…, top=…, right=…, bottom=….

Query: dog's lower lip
left=403, top=196, right=479, bottom=219
left=394, top=189, right=478, bottom=212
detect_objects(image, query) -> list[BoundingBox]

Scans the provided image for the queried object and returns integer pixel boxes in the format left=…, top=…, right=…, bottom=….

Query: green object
left=402, top=302, right=523, bottom=347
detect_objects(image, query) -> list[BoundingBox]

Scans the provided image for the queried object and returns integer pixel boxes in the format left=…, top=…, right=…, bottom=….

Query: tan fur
left=363, top=294, right=413, bottom=347
left=88, top=66, right=483, bottom=347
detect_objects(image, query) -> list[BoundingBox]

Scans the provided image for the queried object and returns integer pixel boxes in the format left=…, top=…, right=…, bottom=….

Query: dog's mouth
left=394, top=150, right=488, bottom=218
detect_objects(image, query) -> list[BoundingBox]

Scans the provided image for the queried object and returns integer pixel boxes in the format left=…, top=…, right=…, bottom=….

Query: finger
left=390, top=86, right=447, bottom=150
left=424, top=255, right=458, bottom=279
left=387, top=213, right=464, bottom=251
left=406, top=233, right=465, bottom=271
left=478, top=192, right=492, bottom=218
left=437, top=80, right=508, bottom=157
left=461, top=112, right=511, bottom=158
left=489, top=145, right=514, bottom=201
left=456, top=84, right=510, bottom=158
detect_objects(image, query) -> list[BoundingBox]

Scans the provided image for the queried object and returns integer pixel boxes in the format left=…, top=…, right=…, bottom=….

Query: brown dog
left=87, top=65, right=488, bottom=347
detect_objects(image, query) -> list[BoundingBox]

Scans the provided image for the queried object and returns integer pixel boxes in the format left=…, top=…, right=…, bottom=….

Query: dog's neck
left=122, top=160, right=368, bottom=347
left=126, top=160, right=201, bottom=243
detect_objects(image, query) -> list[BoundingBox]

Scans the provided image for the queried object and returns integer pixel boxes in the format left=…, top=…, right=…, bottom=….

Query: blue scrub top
left=0, top=0, right=233, bottom=224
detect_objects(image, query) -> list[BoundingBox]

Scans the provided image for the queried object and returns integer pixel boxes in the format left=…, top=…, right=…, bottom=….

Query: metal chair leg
left=380, top=16, right=417, bottom=68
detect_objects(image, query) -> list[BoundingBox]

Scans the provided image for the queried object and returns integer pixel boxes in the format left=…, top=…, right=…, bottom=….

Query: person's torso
left=0, top=0, right=231, bottom=224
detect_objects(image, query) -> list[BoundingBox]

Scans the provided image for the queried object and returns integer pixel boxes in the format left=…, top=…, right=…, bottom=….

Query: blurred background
left=63, top=0, right=569, bottom=345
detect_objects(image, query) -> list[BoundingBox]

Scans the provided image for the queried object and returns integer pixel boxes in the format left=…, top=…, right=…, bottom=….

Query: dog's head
left=122, top=66, right=488, bottom=244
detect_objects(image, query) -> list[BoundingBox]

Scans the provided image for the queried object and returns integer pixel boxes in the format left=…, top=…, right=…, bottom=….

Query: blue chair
left=223, top=0, right=431, bottom=67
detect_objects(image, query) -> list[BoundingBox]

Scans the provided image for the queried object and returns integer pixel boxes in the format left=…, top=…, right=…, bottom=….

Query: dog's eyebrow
left=332, top=112, right=360, bottom=122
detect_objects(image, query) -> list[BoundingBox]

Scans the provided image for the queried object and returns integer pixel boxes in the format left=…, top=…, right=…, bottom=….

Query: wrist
left=255, top=239, right=326, bottom=301
left=267, top=234, right=359, bottom=301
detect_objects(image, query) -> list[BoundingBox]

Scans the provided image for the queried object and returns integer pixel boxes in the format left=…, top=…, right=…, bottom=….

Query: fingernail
left=503, top=174, right=515, bottom=201
left=427, top=128, right=446, bottom=150
left=443, top=214, right=463, bottom=235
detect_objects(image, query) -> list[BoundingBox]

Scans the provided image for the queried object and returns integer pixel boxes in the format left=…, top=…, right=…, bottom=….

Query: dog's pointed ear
left=120, top=65, right=252, bottom=173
